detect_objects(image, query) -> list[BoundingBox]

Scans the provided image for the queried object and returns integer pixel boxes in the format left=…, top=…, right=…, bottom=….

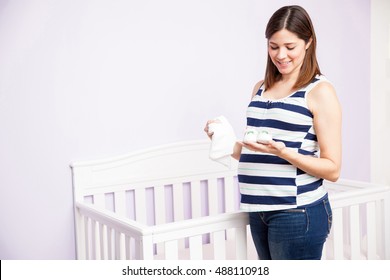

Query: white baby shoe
left=243, top=128, right=258, bottom=143
left=257, top=131, right=273, bottom=144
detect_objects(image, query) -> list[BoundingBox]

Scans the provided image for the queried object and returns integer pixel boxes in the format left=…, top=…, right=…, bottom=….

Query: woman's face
left=268, top=28, right=311, bottom=78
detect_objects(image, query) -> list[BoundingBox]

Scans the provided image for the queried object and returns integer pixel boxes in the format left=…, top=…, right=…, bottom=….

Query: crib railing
left=322, top=180, right=390, bottom=260
left=75, top=202, right=250, bottom=260
left=74, top=179, right=390, bottom=260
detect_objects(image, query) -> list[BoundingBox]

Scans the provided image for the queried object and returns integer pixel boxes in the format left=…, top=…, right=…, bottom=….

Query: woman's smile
left=268, top=28, right=311, bottom=78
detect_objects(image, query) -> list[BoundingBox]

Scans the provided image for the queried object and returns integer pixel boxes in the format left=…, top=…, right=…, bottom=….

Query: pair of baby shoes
left=243, top=129, right=272, bottom=144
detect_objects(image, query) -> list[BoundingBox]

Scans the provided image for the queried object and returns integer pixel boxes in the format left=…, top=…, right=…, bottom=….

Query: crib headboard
left=70, top=139, right=240, bottom=224
left=71, top=140, right=237, bottom=198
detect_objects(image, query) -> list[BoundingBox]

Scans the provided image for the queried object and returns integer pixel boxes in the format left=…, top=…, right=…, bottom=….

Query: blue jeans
left=249, top=198, right=332, bottom=260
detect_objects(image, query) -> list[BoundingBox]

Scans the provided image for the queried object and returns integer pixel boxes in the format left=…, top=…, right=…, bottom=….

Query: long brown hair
left=264, top=5, right=321, bottom=90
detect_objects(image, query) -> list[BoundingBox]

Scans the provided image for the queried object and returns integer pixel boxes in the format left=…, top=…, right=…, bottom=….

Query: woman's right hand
left=204, top=119, right=218, bottom=139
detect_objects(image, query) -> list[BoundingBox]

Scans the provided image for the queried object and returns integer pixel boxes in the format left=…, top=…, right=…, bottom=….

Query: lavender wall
left=0, top=0, right=370, bottom=259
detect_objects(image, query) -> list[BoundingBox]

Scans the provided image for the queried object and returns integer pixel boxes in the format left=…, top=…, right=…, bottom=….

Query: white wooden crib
left=71, top=140, right=390, bottom=260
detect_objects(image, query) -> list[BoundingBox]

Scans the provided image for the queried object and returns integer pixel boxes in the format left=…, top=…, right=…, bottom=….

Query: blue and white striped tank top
left=238, top=75, right=328, bottom=212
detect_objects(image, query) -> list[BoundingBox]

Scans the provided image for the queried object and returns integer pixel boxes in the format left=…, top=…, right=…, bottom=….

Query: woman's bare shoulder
left=251, top=80, right=264, bottom=98
left=308, top=80, right=340, bottom=114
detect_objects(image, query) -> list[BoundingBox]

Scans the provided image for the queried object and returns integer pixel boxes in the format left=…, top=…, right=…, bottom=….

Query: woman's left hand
left=238, top=140, right=286, bottom=156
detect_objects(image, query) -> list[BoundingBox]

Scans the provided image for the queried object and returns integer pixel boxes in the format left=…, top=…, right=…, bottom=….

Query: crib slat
left=91, top=219, right=100, bottom=259
left=164, top=240, right=179, bottom=260
left=172, top=183, right=185, bottom=251
left=115, top=231, right=126, bottom=260
left=99, top=223, right=108, bottom=260
left=224, top=176, right=235, bottom=213
left=349, top=204, right=361, bottom=259
left=235, top=227, right=247, bottom=259
left=114, top=191, right=126, bottom=216
left=119, top=233, right=126, bottom=260
left=224, top=176, right=236, bottom=241
left=154, top=185, right=166, bottom=256
left=207, top=178, right=222, bottom=260
left=84, top=217, right=91, bottom=259
left=134, top=236, right=141, bottom=259
left=366, top=201, right=377, bottom=259
left=208, top=178, right=219, bottom=216
left=172, top=183, right=184, bottom=222
left=190, top=181, right=201, bottom=218
left=92, top=220, right=101, bottom=259
left=189, top=235, right=203, bottom=260
left=77, top=213, right=87, bottom=260
left=130, top=238, right=137, bottom=260
left=154, top=185, right=166, bottom=225
left=114, top=230, right=121, bottom=260
left=332, top=207, right=344, bottom=259
left=125, top=235, right=131, bottom=259
left=134, top=188, right=147, bottom=224
left=107, top=226, right=113, bottom=260
left=375, top=199, right=386, bottom=259
left=212, top=230, right=226, bottom=260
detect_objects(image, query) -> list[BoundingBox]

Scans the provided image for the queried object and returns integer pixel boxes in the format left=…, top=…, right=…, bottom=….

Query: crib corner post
left=138, top=235, right=154, bottom=260
left=74, top=206, right=86, bottom=260
left=383, top=190, right=390, bottom=259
